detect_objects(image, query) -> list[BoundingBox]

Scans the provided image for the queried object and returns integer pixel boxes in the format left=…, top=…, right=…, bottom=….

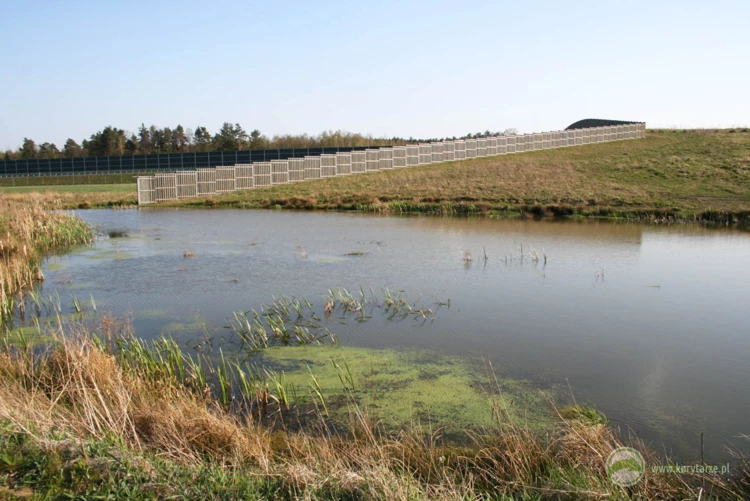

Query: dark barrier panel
left=0, top=145, right=413, bottom=177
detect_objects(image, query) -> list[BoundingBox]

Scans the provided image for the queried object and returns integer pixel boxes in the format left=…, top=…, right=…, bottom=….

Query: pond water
left=36, top=209, right=750, bottom=462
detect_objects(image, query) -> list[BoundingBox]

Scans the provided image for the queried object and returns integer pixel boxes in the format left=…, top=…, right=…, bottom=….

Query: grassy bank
left=170, top=129, right=748, bottom=225
left=2, top=130, right=749, bottom=225
left=2, top=319, right=749, bottom=500
left=0, top=199, right=93, bottom=323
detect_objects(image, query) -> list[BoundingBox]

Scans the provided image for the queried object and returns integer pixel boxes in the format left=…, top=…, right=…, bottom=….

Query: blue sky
left=1, top=0, right=748, bottom=150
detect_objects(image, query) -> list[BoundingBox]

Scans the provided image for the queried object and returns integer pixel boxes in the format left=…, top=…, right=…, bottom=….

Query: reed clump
left=1, top=317, right=748, bottom=499
left=0, top=198, right=93, bottom=324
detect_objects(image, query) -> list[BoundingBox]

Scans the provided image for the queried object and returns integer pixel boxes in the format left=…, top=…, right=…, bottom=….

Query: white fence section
left=431, top=142, right=443, bottom=163
left=288, top=158, right=305, bottom=183
left=443, top=141, right=455, bottom=161
left=406, top=145, right=419, bottom=167
left=418, top=144, right=431, bottom=165
left=379, top=148, right=393, bottom=170
left=303, top=157, right=321, bottom=180
left=216, top=166, right=236, bottom=193
left=486, top=137, right=497, bottom=156
left=254, top=162, right=272, bottom=187
left=466, top=139, right=477, bottom=158
left=177, top=171, right=198, bottom=199
left=336, top=152, right=352, bottom=176
left=154, top=173, right=177, bottom=202
left=393, top=146, right=407, bottom=168
left=235, top=164, right=254, bottom=190
left=271, top=160, right=289, bottom=184
left=455, top=140, right=466, bottom=160
left=320, top=155, right=337, bottom=178
left=137, top=123, right=646, bottom=204
left=137, top=177, right=155, bottom=205
left=351, top=151, right=366, bottom=174
left=365, top=149, right=380, bottom=172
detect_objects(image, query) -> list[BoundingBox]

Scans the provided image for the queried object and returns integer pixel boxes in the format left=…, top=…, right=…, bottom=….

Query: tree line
left=2, top=123, right=517, bottom=161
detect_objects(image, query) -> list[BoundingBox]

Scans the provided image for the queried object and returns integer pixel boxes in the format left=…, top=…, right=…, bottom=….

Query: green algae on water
left=258, top=345, right=555, bottom=435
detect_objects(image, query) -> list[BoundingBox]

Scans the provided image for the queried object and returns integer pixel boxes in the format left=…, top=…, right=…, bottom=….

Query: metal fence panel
left=418, top=144, right=431, bottom=165
left=476, top=138, right=487, bottom=157
left=379, top=148, right=394, bottom=170
left=351, top=151, right=366, bottom=173
left=430, top=142, right=443, bottom=163
left=287, top=158, right=305, bottom=182
left=254, top=162, right=273, bottom=187
left=486, top=137, right=497, bottom=155
left=500, top=136, right=508, bottom=153
left=336, top=152, right=352, bottom=175
left=197, top=168, right=216, bottom=195
left=392, top=146, right=407, bottom=168
left=302, top=157, right=320, bottom=180
left=177, top=171, right=198, bottom=199
left=442, top=141, right=455, bottom=161
left=271, top=160, right=290, bottom=184
left=319, top=155, right=337, bottom=178
left=365, top=149, right=380, bottom=171
left=465, top=139, right=477, bottom=158
left=154, top=173, right=177, bottom=202
left=235, top=164, right=254, bottom=189
left=216, top=166, right=236, bottom=193
left=137, top=177, right=155, bottom=204
left=454, top=140, right=466, bottom=160
left=406, top=145, right=419, bottom=166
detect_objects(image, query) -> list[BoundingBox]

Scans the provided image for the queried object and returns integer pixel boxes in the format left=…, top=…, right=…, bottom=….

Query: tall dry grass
left=0, top=197, right=92, bottom=323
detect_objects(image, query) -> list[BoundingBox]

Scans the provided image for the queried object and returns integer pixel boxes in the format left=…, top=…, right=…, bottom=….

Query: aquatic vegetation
left=227, top=288, right=443, bottom=355
left=262, top=345, right=555, bottom=435
left=560, top=404, right=607, bottom=426
left=0, top=199, right=92, bottom=324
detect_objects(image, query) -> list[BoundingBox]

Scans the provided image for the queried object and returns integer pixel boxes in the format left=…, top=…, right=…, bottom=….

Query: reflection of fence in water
left=137, top=123, right=646, bottom=204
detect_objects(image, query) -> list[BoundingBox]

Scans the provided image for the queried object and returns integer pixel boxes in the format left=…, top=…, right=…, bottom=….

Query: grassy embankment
left=0, top=199, right=749, bottom=498
left=2, top=130, right=749, bottom=224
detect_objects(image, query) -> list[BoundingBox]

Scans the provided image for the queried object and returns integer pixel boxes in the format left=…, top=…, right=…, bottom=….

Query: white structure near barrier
left=335, top=152, right=351, bottom=176
left=254, top=162, right=272, bottom=187
left=351, top=151, right=366, bottom=173
left=392, top=146, right=407, bottom=168
left=379, top=148, right=393, bottom=170
left=365, top=149, right=380, bottom=172
left=137, top=123, right=646, bottom=204
left=320, top=155, right=337, bottom=178
left=271, top=160, right=290, bottom=184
